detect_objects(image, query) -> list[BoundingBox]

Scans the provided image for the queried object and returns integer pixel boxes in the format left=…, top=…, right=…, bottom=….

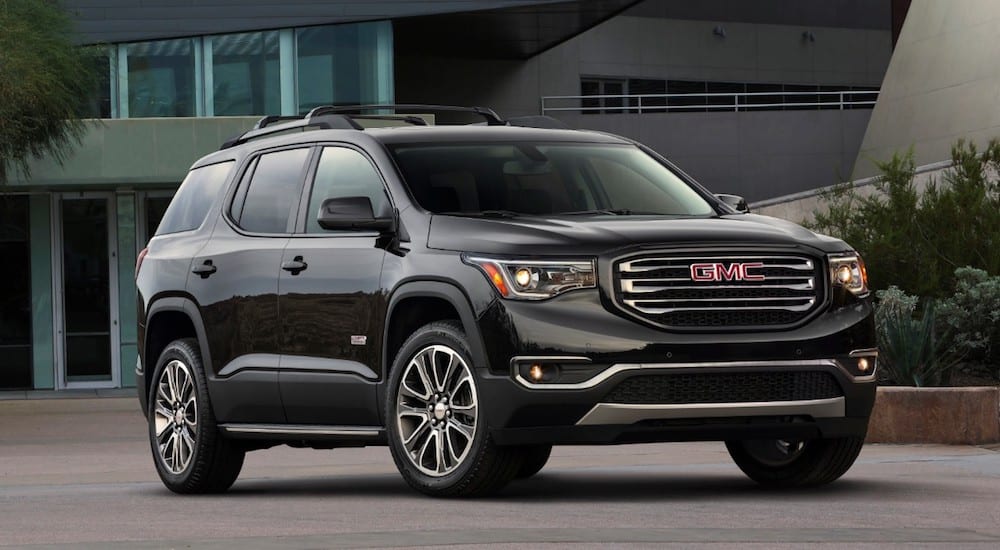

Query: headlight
left=463, top=255, right=596, bottom=300
left=828, top=253, right=868, bottom=296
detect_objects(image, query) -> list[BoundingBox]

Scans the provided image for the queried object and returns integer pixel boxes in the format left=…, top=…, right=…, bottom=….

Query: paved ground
left=2, top=398, right=1000, bottom=549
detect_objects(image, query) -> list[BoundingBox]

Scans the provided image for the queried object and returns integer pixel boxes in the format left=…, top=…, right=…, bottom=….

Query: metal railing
left=540, top=90, right=879, bottom=115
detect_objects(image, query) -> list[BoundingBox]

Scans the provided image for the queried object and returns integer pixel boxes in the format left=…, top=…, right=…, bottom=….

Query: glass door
left=0, top=195, right=32, bottom=389
left=53, top=193, right=120, bottom=388
left=136, top=190, right=174, bottom=250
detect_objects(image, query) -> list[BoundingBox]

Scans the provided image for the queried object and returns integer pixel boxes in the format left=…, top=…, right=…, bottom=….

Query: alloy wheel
left=395, top=344, right=478, bottom=477
left=153, top=359, right=198, bottom=474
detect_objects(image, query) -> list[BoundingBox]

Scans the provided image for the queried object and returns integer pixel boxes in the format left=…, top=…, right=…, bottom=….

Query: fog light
left=529, top=364, right=544, bottom=381
left=858, top=357, right=870, bottom=372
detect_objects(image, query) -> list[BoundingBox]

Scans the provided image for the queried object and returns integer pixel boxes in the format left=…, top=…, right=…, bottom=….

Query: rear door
left=277, top=145, right=391, bottom=426
left=189, top=146, right=312, bottom=423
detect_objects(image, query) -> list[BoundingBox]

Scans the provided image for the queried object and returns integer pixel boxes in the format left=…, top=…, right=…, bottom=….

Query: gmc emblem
left=690, top=262, right=765, bottom=282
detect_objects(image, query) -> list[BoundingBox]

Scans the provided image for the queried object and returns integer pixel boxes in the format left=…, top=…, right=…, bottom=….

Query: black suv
left=136, top=105, right=877, bottom=497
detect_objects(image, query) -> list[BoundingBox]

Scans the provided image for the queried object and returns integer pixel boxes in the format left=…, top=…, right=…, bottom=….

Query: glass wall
left=297, top=22, right=391, bottom=112
left=93, top=21, right=392, bottom=119
left=125, top=39, right=197, bottom=117
left=211, top=31, right=280, bottom=116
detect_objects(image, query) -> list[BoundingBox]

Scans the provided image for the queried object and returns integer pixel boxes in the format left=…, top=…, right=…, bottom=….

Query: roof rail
left=506, top=115, right=570, bottom=130
left=220, top=104, right=508, bottom=150
left=306, top=104, right=507, bottom=126
left=220, top=113, right=363, bottom=150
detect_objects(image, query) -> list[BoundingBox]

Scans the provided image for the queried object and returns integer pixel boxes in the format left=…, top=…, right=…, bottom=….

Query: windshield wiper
left=439, top=210, right=522, bottom=219
left=562, top=209, right=665, bottom=216
left=562, top=209, right=632, bottom=215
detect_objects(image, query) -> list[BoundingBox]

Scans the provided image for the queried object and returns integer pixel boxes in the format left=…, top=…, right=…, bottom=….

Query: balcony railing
left=540, top=90, right=879, bottom=115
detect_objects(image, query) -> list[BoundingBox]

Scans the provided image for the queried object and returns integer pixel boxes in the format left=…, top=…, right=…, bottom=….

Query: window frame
left=290, top=142, right=395, bottom=237
left=223, top=144, right=316, bottom=237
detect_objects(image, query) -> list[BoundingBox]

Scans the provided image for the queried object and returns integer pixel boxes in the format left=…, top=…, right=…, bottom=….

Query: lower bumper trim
left=576, top=397, right=846, bottom=426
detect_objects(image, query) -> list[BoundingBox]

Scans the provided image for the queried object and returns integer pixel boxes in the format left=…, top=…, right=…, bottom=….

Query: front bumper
left=475, top=291, right=877, bottom=445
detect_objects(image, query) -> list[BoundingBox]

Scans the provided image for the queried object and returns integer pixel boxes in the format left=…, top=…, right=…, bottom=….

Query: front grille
left=604, top=371, right=843, bottom=404
left=615, top=253, right=823, bottom=329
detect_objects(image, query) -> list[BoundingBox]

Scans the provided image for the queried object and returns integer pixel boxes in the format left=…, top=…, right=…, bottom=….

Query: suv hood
left=427, top=213, right=849, bottom=256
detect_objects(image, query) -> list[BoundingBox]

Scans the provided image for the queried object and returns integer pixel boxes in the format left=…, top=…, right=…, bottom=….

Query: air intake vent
left=604, top=371, right=843, bottom=404
left=615, top=253, right=823, bottom=329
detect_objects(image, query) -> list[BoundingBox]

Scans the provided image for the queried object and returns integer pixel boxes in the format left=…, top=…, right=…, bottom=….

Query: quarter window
left=234, top=148, right=310, bottom=234
left=156, top=161, right=234, bottom=235
left=306, top=147, right=388, bottom=233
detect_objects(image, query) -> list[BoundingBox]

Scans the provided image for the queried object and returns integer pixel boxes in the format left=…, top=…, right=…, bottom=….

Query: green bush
left=808, top=139, right=1000, bottom=299
left=937, top=267, right=1000, bottom=371
left=875, top=298, right=959, bottom=387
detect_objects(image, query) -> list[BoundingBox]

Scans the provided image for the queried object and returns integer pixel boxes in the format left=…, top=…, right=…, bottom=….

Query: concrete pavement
left=2, top=397, right=1000, bottom=548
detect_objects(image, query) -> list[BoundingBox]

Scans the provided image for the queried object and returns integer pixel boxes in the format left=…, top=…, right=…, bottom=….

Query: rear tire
left=147, top=338, right=245, bottom=494
left=386, top=320, right=523, bottom=497
left=515, top=445, right=552, bottom=479
left=725, top=436, right=864, bottom=488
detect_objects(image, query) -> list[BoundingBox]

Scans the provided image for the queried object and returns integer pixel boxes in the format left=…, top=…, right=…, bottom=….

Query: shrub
left=874, top=285, right=918, bottom=338
left=876, top=299, right=959, bottom=387
left=937, top=267, right=1000, bottom=372
left=808, top=139, right=1000, bottom=299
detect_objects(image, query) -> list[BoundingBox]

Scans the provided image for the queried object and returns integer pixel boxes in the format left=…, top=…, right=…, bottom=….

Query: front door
left=54, top=193, right=119, bottom=389
left=278, top=145, right=389, bottom=425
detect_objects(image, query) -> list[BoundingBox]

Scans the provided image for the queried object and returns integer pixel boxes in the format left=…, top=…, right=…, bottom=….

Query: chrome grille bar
left=616, top=253, right=822, bottom=328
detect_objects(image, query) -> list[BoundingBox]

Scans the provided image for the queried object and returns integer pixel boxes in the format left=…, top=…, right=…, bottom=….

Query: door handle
left=281, top=256, right=307, bottom=275
left=192, top=260, right=217, bottom=278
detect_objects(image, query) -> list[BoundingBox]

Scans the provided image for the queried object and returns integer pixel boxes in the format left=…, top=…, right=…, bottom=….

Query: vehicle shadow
left=221, top=470, right=923, bottom=503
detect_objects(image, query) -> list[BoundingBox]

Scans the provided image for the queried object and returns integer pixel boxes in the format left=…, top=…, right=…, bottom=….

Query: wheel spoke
left=449, top=373, right=472, bottom=397
left=156, top=382, right=171, bottom=404
left=414, top=355, right=434, bottom=398
left=450, top=402, right=477, bottom=414
left=433, top=431, right=446, bottom=474
left=428, top=348, right=442, bottom=392
left=447, top=420, right=473, bottom=443
left=179, top=429, right=195, bottom=470
left=441, top=352, right=458, bottom=394
left=164, top=364, right=178, bottom=402
left=402, top=417, right=431, bottom=449
left=444, top=426, right=463, bottom=463
left=397, top=403, right=427, bottom=418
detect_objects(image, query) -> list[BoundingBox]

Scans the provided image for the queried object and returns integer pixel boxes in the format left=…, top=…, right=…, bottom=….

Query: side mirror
left=317, top=196, right=394, bottom=232
left=715, top=193, right=750, bottom=214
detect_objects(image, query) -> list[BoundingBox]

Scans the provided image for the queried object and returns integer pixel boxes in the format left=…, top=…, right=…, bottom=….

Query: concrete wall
left=400, top=15, right=890, bottom=116
left=752, top=159, right=949, bottom=224
left=397, top=13, right=889, bottom=200
left=854, top=0, right=1000, bottom=178
left=559, top=110, right=873, bottom=201
left=7, top=117, right=258, bottom=188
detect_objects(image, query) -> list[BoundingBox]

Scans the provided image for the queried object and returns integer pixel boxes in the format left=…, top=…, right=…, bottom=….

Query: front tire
left=386, top=321, right=522, bottom=497
left=147, top=338, right=245, bottom=493
left=515, top=445, right=552, bottom=479
left=725, top=436, right=864, bottom=488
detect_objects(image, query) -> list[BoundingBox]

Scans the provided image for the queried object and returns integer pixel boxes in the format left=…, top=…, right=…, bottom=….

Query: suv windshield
left=389, top=142, right=715, bottom=217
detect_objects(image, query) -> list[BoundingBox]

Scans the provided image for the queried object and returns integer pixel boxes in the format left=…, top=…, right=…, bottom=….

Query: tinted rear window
left=156, top=161, right=234, bottom=236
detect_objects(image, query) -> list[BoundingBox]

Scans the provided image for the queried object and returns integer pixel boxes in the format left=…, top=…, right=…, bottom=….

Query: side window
left=306, top=147, right=388, bottom=233
left=234, top=148, right=310, bottom=234
left=156, top=161, right=234, bottom=236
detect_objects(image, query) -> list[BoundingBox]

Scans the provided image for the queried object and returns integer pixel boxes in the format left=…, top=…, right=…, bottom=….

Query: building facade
left=0, top=0, right=896, bottom=391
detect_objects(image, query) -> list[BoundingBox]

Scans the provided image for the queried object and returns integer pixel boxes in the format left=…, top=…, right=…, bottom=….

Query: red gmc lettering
left=689, top=262, right=766, bottom=282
